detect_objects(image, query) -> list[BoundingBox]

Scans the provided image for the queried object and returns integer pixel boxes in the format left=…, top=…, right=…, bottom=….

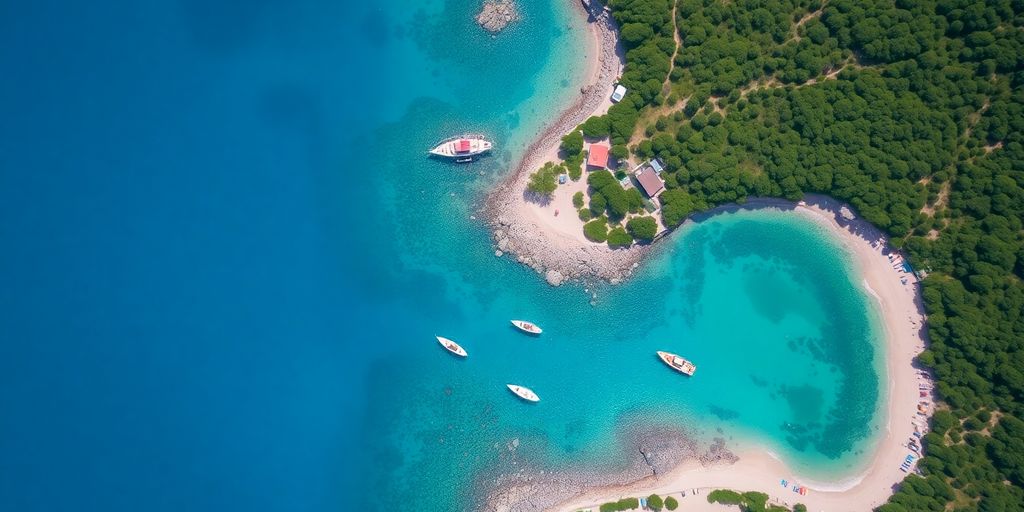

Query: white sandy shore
left=547, top=195, right=932, bottom=512
left=486, top=2, right=644, bottom=286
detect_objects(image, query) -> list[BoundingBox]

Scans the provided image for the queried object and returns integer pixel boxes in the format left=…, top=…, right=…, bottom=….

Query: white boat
left=436, top=336, right=467, bottom=357
left=657, top=350, right=696, bottom=376
left=510, top=320, right=542, bottom=335
left=428, top=135, right=492, bottom=159
left=507, top=384, right=540, bottom=402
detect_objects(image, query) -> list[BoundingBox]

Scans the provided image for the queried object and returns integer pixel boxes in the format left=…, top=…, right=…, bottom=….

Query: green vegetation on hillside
left=600, top=0, right=1024, bottom=509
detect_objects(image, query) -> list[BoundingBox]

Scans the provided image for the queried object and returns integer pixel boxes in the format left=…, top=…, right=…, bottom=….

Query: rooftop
left=635, top=167, right=665, bottom=198
left=650, top=158, right=664, bottom=173
left=587, top=144, right=609, bottom=168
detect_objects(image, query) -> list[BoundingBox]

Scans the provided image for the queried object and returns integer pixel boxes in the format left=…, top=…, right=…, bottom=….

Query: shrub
left=618, top=497, right=639, bottom=510
left=793, top=504, right=807, bottom=512
left=707, top=489, right=743, bottom=505
left=578, top=208, right=592, bottom=221
left=572, top=191, right=585, bottom=209
left=625, top=188, right=645, bottom=213
left=627, top=216, right=658, bottom=242
left=583, top=217, right=608, bottom=243
left=664, top=496, right=678, bottom=510
left=607, top=226, right=633, bottom=248
left=647, top=494, right=663, bottom=510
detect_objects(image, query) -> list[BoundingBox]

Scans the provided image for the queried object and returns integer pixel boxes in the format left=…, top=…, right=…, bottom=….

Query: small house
left=587, top=144, right=609, bottom=169
left=634, top=166, right=665, bottom=198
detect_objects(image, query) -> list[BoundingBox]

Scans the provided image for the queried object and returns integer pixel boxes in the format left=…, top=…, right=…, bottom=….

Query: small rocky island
left=476, top=0, right=520, bottom=33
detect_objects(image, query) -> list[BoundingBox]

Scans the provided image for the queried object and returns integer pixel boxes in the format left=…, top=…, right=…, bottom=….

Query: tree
left=646, top=494, right=663, bottom=510
left=527, top=162, right=561, bottom=198
left=664, top=496, right=678, bottom=510
left=590, top=192, right=607, bottom=215
left=620, top=23, right=654, bottom=47
left=561, top=131, right=584, bottom=156
left=660, top=188, right=700, bottom=227
left=627, top=216, right=658, bottom=242
left=607, top=226, right=633, bottom=248
left=573, top=191, right=585, bottom=209
left=584, top=217, right=608, bottom=243
left=581, top=116, right=610, bottom=138
left=707, top=490, right=743, bottom=505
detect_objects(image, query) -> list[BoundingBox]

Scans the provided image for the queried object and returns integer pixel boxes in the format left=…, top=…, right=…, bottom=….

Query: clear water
left=0, top=0, right=881, bottom=511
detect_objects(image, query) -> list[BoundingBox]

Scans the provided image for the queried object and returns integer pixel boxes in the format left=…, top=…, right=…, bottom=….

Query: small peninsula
left=486, top=0, right=1024, bottom=511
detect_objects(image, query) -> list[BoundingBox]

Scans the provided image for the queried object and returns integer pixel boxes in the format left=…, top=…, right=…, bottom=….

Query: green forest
left=591, top=0, right=1024, bottom=509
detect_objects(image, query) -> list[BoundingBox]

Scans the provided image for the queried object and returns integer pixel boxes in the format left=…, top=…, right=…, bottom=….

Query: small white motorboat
left=510, top=320, right=542, bottom=335
left=436, top=336, right=467, bottom=357
left=657, top=350, right=696, bottom=376
left=507, top=384, right=540, bottom=402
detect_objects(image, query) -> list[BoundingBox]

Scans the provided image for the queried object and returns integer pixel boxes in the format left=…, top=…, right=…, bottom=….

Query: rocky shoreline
left=479, top=425, right=739, bottom=512
left=484, top=2, right=641, bottom=286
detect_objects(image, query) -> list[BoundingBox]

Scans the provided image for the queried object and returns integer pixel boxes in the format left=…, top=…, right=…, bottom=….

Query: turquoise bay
left=0, top=0, right=881, bottom=511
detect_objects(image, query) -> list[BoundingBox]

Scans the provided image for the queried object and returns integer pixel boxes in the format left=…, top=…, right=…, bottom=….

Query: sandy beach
left=486, top=2, right=646, bottom=286
left=541, top=195, right=932, bottom=512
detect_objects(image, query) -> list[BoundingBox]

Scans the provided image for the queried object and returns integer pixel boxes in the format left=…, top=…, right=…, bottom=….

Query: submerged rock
left=476, top=0, right=521, bottom=33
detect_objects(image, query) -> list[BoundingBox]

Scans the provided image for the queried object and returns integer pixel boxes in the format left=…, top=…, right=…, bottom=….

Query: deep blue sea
left=0, top=1, right=881, bottom=510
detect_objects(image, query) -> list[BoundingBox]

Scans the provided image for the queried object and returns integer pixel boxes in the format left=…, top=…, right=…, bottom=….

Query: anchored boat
left=510, top=320, right=542, bottom=335
left=428, top=135, right=492, bottom=160
left=657, top=351, right=696, bottom=376
left=506, top=384, right=540, bottom=402
left=436, top=336, right=468, bottom=357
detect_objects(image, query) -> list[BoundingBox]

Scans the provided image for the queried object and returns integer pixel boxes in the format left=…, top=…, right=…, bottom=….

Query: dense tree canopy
left=601, top=0, right=1024, bottom=509
left=627, top=215, right=658, bottom=242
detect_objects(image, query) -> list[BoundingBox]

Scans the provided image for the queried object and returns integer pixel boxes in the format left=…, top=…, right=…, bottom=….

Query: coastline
left=489, top=195, right=931, bottom=512
left=485, top=1, right=643, bottom=286
left=482, top=3, right=931, bottom=510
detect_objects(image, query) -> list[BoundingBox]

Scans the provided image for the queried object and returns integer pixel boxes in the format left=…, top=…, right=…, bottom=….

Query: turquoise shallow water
left=362, top=208, right=884, bottom=509
left=0, top=0, right=881, bottom=510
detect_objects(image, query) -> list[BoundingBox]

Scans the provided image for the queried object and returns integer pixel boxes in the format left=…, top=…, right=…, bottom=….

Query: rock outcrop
left=476, top=0, right=521, bottom=33
left=479, top=425, right=739, bottom=512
